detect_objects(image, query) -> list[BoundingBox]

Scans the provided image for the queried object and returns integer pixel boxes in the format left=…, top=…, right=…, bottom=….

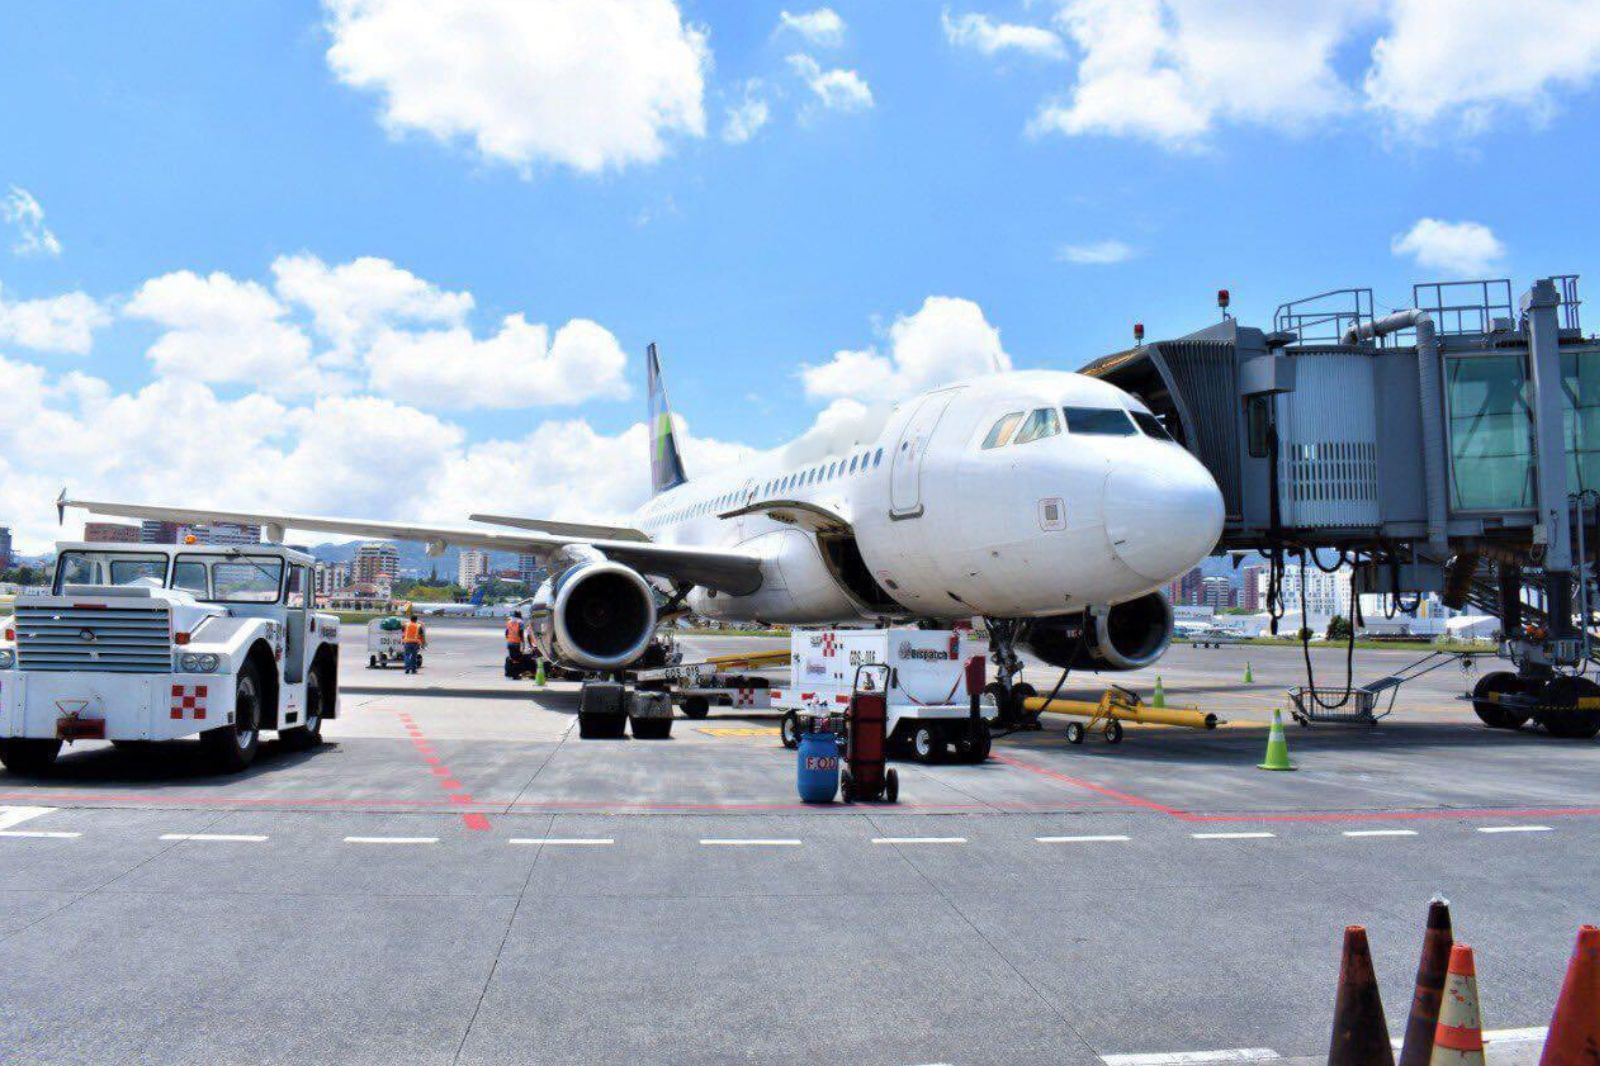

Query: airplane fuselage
left=634, top=370, right=1224, bottom=625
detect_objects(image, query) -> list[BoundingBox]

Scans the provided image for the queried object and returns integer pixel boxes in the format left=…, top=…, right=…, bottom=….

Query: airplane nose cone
left=1103, top=458, right=1225, bottom=583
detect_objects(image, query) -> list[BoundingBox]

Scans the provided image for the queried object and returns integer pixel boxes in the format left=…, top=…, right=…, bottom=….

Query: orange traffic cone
left=1330, top=925, right=1396, bottom=1066
left=1399, top=897, right=1455, bottom=1066
left=1431, top=943, right=1484, bottom=1065
left=1539, top=924, right=1600, bottom=1066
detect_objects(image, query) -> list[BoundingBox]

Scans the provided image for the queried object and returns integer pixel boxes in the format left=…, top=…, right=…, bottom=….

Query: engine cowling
left=1022, top=592, right=1173, bottom=672
left=529, top=560, right=658, bottom=671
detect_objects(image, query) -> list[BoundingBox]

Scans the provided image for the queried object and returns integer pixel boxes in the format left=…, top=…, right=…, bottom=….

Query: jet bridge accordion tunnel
left=1080, top=275, right=1600, bottom=734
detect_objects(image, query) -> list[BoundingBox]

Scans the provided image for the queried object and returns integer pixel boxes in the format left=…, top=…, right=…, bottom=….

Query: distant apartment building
left=1200, top=576, right=1234, bottom=609
left=1238, top=565, right=1263, bottom=611
left=0, top=526, right=11, bottom=570
left=354, top=542, right=400, bottom=590
left=458, top=549, right=490, bottom=588
left=1259, top=564, right=1352, bottom=620
left=314, top=560, right=352, bottom=597
left=177, top=522, right=261, bottom=546
left=1170, top=566, right=1204, bottom=606
left=84, top=522, right=141, bottom=544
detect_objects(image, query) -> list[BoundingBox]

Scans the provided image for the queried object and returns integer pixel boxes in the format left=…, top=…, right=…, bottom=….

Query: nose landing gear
left=984, top=618, right=1040, bottom=728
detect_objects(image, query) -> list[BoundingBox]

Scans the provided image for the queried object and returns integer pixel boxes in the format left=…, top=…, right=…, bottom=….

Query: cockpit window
left=1014, top=407, right=1062, bottom=445
left=1131, top=410, right=1175, bottom=441
left=1063, top=406, right=1137, bottom=436
left=982, top=412, right=1025, bottom=449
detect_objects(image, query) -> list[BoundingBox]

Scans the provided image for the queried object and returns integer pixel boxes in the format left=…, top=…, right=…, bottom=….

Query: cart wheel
left=1104, top=719, right=1123, bottom=744
left=1065, top=721, right=1086, bottom=745
left=964, top=719, right=992, bottom=763
left=682, top=695, right=711, bottom=720
left=369, top=655, right=378, bottom=668
left=780, top=710, right=801, bottom=750
left=884, top=768, right=899, bottom=804
left=912, top=725, right=943, bottom=763
left=839, top=767, right=854, bottom=804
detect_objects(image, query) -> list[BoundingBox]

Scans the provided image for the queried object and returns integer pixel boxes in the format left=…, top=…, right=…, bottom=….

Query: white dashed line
left=343, top=836, right=439, bottom=845
left=1101, top=1049, right=1280, bottom=1065
left=0, top=806, right=57, bottom=831
left=159, top=834, right=268, bottom=843
left=1036, top=834, right=1131, bottom=843
left=1342, top=829, right=1419, bottom=838
left=1476, top=825, right=1553, bottom=834
left=872, top=837, right=967, bottom=845
left=699, top=838, right=802, bottom=847
left=509, top=838, right=615, bottom=846
left=0, top=830, right=80, bottom=839
left=1190, top=832, right=1275, bottom=840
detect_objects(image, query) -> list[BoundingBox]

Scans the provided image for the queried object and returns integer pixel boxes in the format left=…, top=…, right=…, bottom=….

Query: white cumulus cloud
left=1391, top=218, right=1506, bottom=277
left=789, top=53, right=874, bottom=114
left=1030, top=0, right=1369, bottom=148
left=0, top=286, right=111, bottom=354
left=3, top=186, right=62, bottom=258
left=722, top=82, right=771, bottom=144
left=942, top=10, right=1065, bottom=59
left=365, top=314, right=630, bottom=410
left=1057, top=239, right=1135, bottom=265
left=126, top=271, right=323, bottom=398
left=778, top=8, right=845, bottom=47
left=1365, top=0, right=1600, bottom=133
left=323, top=0, right=710, bottom=175
left=271, top=253, right=473, bottom=365
left=803, top=296, right=1009, bottom=401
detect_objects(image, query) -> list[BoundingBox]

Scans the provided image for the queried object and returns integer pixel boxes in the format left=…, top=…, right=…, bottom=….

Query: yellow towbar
left=1022, top=689, right=1220, bottom=731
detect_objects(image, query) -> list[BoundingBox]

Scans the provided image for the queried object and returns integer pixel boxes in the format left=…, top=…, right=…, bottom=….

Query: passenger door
left=889, top=388, right=960, bottom=519
left=284, top=564, right=310, bottom=685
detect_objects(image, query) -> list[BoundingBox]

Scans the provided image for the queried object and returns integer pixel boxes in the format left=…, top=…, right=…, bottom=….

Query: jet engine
left=529, top=560, right=658, bottom=671
left=1022, top=592, right=1173, bottom=672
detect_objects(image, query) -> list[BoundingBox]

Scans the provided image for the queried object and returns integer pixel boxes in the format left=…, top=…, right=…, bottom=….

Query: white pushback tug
left=0, top=541, right=339, bottom=773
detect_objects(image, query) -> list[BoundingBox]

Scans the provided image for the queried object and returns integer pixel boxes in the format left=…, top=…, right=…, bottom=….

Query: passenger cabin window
left=1131, top=411, right=1175, bottom=441
left=1014, top=407, right=1062, bottom=445
left=874, top=448, right=883, bottom=466
left=1063, top=406, right=1137, bottom=436
left=982, top=412, right=1025, bottom=449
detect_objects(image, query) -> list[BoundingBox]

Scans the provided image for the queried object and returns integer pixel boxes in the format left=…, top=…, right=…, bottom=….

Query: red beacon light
left=1217, top=288, right=1230, bottom=309
left=1133, top=322, right=1145, bottom=346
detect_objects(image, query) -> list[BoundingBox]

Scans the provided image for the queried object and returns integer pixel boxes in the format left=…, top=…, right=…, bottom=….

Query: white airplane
left=61, top=344, right=1224, bottom=715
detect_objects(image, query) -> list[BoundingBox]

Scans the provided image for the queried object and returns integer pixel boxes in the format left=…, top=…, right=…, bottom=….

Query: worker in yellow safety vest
left=505, top=614, right=524, bottom=657
left=402, top=615, right=426, bottom=674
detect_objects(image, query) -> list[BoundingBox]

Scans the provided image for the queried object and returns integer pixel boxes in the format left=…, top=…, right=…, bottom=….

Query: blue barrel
left=796, top=730, right=840, bottom=803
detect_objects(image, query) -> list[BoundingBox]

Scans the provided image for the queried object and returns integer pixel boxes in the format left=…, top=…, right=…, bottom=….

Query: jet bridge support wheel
left=1538, top=676, right=1600, bottom=739
left=1472, top=671, right=1529, bottom=730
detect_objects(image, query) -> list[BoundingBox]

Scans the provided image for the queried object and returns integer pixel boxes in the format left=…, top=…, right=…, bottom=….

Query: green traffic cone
left=534, top=659, right=546, bottom=688
left=1152, top=676, right=1166, bottom=708
left=1244, top=661, right=1254, bottom=684
left=1258, top=708, right=1296, bottom=771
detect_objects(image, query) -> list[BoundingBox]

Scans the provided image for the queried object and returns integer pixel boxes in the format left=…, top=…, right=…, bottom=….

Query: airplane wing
left=58, top=494, right=763, bottom=596
left=468, top=513, right=649, bottom=543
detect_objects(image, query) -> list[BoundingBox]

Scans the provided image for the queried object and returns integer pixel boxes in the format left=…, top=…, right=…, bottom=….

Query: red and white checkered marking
left=820, top=633, right=837, bottom=657
left=171, top=683, right=209, bottom=721
left=734, top=688, right=756, bottom=707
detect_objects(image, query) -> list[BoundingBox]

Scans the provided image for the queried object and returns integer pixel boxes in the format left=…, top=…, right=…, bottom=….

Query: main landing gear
left=983, top=618, right=1039, bottom=729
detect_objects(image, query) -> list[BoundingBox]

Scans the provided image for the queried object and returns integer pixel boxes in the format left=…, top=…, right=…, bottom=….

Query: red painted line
left=990, top=754, right=1187, bottom=816
left=461, top=813, right=490, bottom=831
left=431, top=767, right=451, bottom=776
left=425, top=756, right=442, bottom=765
left=440, top=779, right=461, bottom=789
left=448, top=794, right=472, bottom=805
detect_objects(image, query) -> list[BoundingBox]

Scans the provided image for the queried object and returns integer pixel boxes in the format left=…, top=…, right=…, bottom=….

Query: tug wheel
left=1540, top=676, right=1600, bottom=739
left=1472, top=671, right=1529, bottom=730
left=1065, top=721, right=1086, bottom=745
left=1104, top=719, right=1123, bottom=744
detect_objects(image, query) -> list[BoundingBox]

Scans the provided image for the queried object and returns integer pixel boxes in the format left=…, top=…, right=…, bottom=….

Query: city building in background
left=458, top=549, right=490, bottom=588
left=1201, top=576, right=1234, bottom=609
left=1260, top=564, right=1353, bottom=622
left=354, top=542, right=400, bottom=591
left=518, top=553, right=546, bottom=589
left=1238, top=565, right=1263, bottom=611
left=84, top=522, right=141, bottom=543
left=313, top=560, right=352, bottom=599
left=0, top=526, right=12, bottom=570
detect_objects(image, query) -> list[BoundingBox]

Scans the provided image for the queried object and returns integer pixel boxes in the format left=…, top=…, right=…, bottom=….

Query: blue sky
left=1, top=0, right=1598, bottom=549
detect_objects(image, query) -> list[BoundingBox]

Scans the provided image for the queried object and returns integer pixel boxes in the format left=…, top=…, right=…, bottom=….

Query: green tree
left=1326, top=615, right=1353, bottom=641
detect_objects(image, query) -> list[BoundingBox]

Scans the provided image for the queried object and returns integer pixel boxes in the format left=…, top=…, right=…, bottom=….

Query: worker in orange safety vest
left=402, top=615, right=426, bottom=674
left=505, top=614, right=524, bottom=657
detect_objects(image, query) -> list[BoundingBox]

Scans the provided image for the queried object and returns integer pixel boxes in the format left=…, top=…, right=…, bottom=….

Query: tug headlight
left=0, top=649, right=14, bottom=669
left=179, top=652, right=220, bottom=673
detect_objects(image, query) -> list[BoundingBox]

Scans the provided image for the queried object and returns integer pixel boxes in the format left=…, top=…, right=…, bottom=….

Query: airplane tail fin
left=469, top=583, right=487, bottom=607
left=647, top=343, right=688, bottom=495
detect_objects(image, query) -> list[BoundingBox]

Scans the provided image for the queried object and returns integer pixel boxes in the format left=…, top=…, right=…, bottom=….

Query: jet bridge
left=1081, top=275, right=1600, bottom=737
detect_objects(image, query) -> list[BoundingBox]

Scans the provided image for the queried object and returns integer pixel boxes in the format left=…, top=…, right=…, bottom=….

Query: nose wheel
left=983, top=618, right=1041, bottom=728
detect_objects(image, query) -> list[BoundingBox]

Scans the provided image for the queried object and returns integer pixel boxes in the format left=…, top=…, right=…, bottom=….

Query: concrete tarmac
left=0, top=620, right=1589, bottom=1065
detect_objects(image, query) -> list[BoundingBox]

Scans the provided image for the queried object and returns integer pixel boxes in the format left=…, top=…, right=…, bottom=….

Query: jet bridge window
left=1063, top=406, right=1137, bottom=436
left=1446, top=353, right=1535, bottom=511
left=982, top=412, right=1025, bottom=449
left=1014, top=407, right=1062, bottom=445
